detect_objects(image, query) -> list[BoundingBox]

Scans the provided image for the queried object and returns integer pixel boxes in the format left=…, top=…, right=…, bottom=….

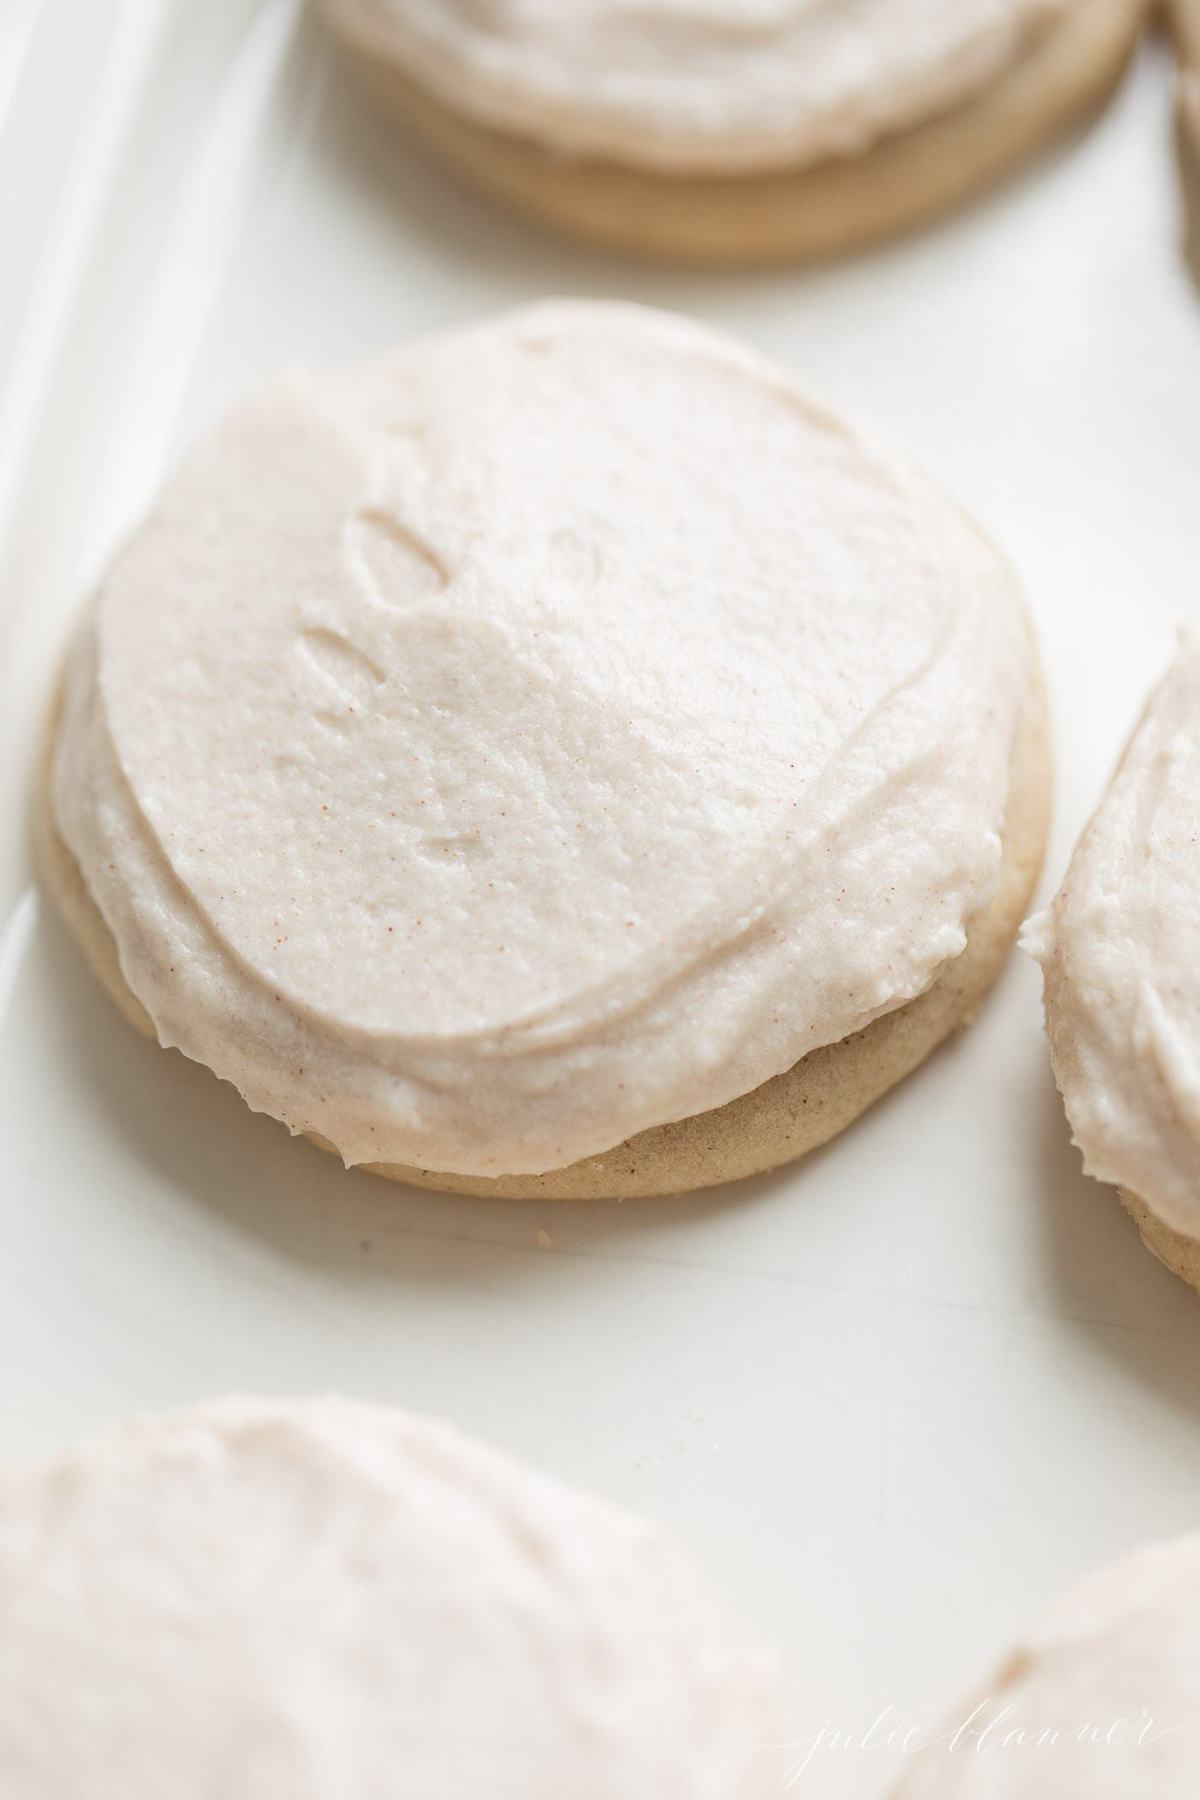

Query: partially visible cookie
left=0, top=1397, right=778, bottom=1796
left=892, top=1532, right=1200, bottom=1796
left=1025, top=632, right=1200, bottom=1292
left=312, top=0, right=1149, bottom=266
left=1168, top=0, right=1200, bottom=278
left=1119, top=1185, right=1200, bottom=1292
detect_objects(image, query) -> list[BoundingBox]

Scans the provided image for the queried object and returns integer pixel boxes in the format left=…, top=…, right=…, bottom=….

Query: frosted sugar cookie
left=43, top=301, right=1049, bottom=1198
left=312, top=0, right=1149, bottom=264
left=1026, top=633, right=1200, bottom=1292
left=892, top=1532, right=1200, bottom=1796
left=0, top=1396, right=777, bottom=1796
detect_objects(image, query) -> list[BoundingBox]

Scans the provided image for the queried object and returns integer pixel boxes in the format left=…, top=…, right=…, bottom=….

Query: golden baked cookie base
left=38, top=670, right=1049, bottom=1200
left=315, top=0, right=1149, bottom=266
left=1168, top=0, right=1200, bottom=279
left=1120, top=1188, right=1200, bottom=1295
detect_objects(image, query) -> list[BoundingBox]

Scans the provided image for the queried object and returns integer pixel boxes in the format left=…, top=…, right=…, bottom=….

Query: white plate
left=3, top=5, right=1200, bottom=1794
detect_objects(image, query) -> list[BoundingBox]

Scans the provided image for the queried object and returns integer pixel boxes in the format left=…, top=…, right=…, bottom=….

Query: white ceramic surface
left=2, top=5, right=1199, bottom=1795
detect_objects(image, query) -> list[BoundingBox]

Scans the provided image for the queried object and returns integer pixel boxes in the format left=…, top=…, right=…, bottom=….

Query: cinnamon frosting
left=0, top=1397, right=777, bottom=1797
left=1025, top=632, right=1200, bottom=1238
left=894, top=1534, right=1200, bottom=1796
left=319, top=0, right=1067, bottom=174
left=52, top=301, right=1032, bottom=1176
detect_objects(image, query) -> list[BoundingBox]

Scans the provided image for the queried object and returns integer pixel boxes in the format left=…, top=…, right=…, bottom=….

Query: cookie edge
left=1119, top=1187, right=1200, bottom=1295
left=36, top=652, right=1050, bottom=1199
left=312, top=0, right=1149, bottom=267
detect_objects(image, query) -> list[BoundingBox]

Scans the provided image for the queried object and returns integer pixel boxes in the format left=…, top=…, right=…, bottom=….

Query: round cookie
left=1025, top=632, right=1200, bottom=1293
left=892, top=1532, right=1200, bottom=1796
left=43, top=302, right=1050, bottom=1199
left=0, top=1397, right=777, bottom=1796
left=311, top=0, right=1149, bottom=266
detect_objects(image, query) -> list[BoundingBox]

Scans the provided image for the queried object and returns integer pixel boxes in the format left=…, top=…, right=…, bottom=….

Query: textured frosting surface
left=326, top=0, right=1066, bottom=173
left=53, top=301, right=1030, bottom=1176
left=1025, top=633, right=1200, bottom=1237
left=0, top=1397, right=776, bottom=1799
left=894, top=1534, right=1200, bottom=1796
